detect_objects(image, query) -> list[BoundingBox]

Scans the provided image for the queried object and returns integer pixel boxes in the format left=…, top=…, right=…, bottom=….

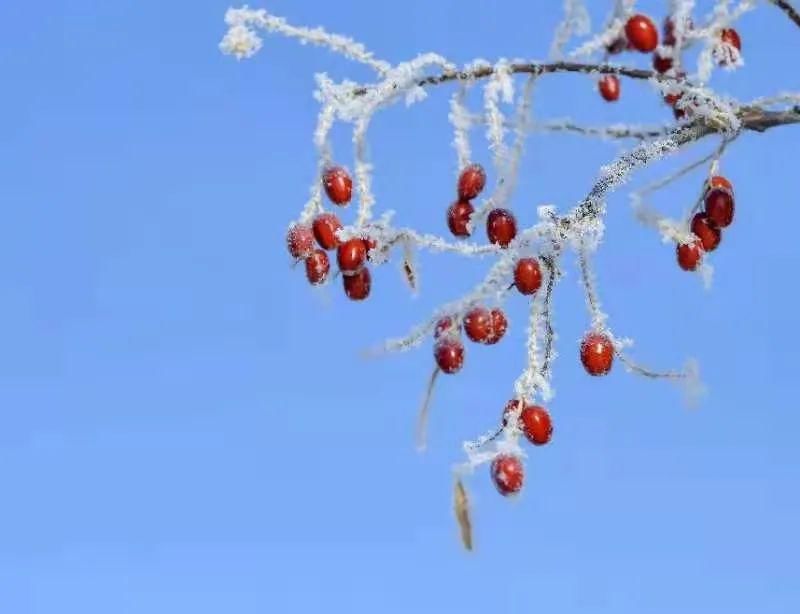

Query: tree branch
left=769, top=0, right=800, bottom=28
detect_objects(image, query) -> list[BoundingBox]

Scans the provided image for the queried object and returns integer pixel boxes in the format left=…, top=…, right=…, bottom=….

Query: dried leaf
left=454, top=478, right=473, bottom=551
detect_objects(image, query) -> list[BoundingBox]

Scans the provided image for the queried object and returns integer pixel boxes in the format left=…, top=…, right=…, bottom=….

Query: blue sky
left=1, top=0, right=799, bottom=612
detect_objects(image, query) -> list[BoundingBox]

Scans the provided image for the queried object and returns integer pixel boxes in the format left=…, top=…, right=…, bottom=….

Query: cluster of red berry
left=286, top=166, right=379, bottom=300
left=483, top=330, right=615, bottom=496
left=597, top=13, right=742, bottom=119
left=447, top=164, right=518, bottom=247
left=677, top=175, right=735, bottom=271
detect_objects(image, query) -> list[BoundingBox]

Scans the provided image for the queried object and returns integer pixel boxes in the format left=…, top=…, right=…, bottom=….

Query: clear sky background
left=1, top=1, right=799, bottom=612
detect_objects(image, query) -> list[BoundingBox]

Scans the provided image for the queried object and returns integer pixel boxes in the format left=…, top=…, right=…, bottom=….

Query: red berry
left=513, top=258, right=542, bottom=295
left=322, top=166, right=353, bottom=205
left=598, top=75, right=620, bottom=102
left=720, top=28, right=741, bottom=52
left=485, top=308, right=507, bottom=345
left=690, top=212, right=721, bottom=252
left=343, top=266, right=371, bottom=300
left=434, top=316, right=458, bottom=339
left=653, top=52, right=673, bottom=73
left=447, top=199, right=475, bottom=237
left=704, top=188, right=735, bottom=228
left=708, top=175, right=733, bottom=193
left=580, top=332, right=614, bottom=376
left=337, top=238, right=368, bottom=274
left=464, top=307, right=492, bottom=344
left=312, top=212, right=342, bottom=250
left=677, top=239, right=704, bottom=271
left=503, top=401, right=553, bottom=446
left=304, top=249, right=330, bottom=285
left=663, top=16, right=693, bottom=46
left=434, top=338, right=464, bottom=374
left=286, top=224, right=315, bottom=259
left=625, top=14, right=659, bottom=52
left=486, top=208, right=517, bottom=248
left=457, top=164, right=486, bottom=200
left=491, top=454, right=524, bottom=496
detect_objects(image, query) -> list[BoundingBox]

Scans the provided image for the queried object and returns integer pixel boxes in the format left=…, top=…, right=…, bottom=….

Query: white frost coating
left=680, top=358, right=707, bottom=408
left=221, top=6, right=391, bottom=73
left=495, top=75, right=537, bottom=207
left=449, top=86, right=472, bottom=173
left=483, top=60, right=514, bottom=171
left=353, top=116, right=375, bottom=227
left=549, top=0, right=591, bottom=59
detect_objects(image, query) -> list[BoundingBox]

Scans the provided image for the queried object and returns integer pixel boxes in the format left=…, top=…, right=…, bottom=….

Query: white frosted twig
left=549, top=0, right=591, bottom=60
left=221, top=6, right=391, bottom=73
left=483, top=60, right=514, bottom=171
left=495, top=75, right=537, bottom=207
left=449, top=85, right=472, bottom=172
left=353, top=116, right=375, bottom=227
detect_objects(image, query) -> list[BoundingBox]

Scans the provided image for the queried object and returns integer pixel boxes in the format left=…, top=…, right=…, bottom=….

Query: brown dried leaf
left=415, top=367, right=440, bottom=452
left=454, top=478, right=473, bottom=551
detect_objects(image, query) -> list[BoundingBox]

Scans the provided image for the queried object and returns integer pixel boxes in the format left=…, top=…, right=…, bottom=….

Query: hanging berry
left=447, top=199, right=475, bottom=237
left=434, top=338, right=465, bottom=374
left=457, top=163, right=487, bottom=200
left=625, top=14, right=659, bottom=52
left=676, top=239, right=704, bottom=271
left=322, top=166, right=353, bottom=205
left=491, top=455, right=524, bottom=496
left=513, top=258, right=543, bottom=295
left=305, top=249, right=330, bottom=284
left=486, top=208, right=517, bottom=248
left=580, top=332, right=614, bottom=376
left=312, top=212, right=343, bottom=250
left=598, top=75, right=620, bottom=102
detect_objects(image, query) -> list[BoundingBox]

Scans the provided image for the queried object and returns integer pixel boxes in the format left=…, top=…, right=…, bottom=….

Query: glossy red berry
left=464, top=307, right=492, bottom=344
left=503, top=401, right=553, bottom=446
left=337, top=238, right=368, bottom=274
left=457, top=164, right=487, bottom=200
left=663, top=16, right=693, bottom=46
left=677, top=239, right=704, bottom=271
left=434, top=316, right=458, bottom=339
left=485, top=308, right=507, bottom=345
left=486, top=208, right=517, bottom=248
left=343, top=266, right=371, bottom=300
left=580, top=332, right=614, bottom=376
left=312, top=212, right=342, bottom=250
left=653, top=52, right=673, bottom=73
left=322, top=166, right=353, bottom=206
left=447, top=199, right=475, bottom=237
left=304, top=249, right=330, bottom=285
left=704, top=188, right=735, bottom=228
left=708, top=175, right=733, bottom=193
left=691, top=212, right=721, bottom=252
left=625, top=14, right=659, bottom=52
left=491, top=455, right=524, bottom=496
left=720, top=28, right=741, bottom=52
left=598, top=75, right=620, bottom=102
left=513, top=258, right=542, bottom=295
left=434, top=338, right=464, bottom=374
left=286, top=224, right=315, bottom=259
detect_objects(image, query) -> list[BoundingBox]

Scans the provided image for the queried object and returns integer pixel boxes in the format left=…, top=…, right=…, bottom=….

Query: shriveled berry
left=653, top=52, right=673, bottom=73
left=704, top=188, right=735, bottom=228
left=434, top=338, right=464, bottom=374
left=625, top=14, right=659, bottom=52
left=322, top=166, right=353, bottom=206
left=343, top=266, right=371, bottom=300
left=580, top=332, right=614, bottom=376
left=305, top=249, right=330, bottom=285
left=663, top=16, right=693, bottom=46
left=606, top=37, right=628, bottom=55
left=434, top=316, right=458, bottom=339
left=691, top=212, right=721, bottom=252
left=337, top=238, right=368, bottom=274
left=464, top=307, right=492, bottom=344
left=677, top=240, right=704, bottom=271
left=720, top=28, right=741, bottom=51
left=457, top=164, right=486, bottom=200
left=485, top=308, right=507, bottom=345
left=286, top=224, right=315, bottom=259
left=447, top=199, right=475, bottom=237
left=514, top=258, right=542, bottom=295
left=486, top=208, right=517, bottom=248
left=491, top=455, right=524, bottom=496
left=312, top=212, right=342, bottom=250
left=503, top=401, right=553, bottom=446
left=598, top=75, right=620, bottom=102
